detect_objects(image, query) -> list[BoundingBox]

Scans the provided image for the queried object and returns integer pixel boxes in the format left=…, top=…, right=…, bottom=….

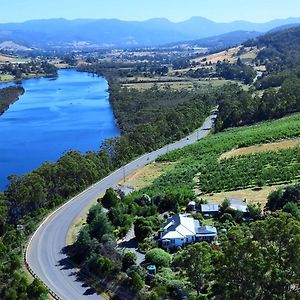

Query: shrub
left=102, top=188, right=119, bottom=209
left=145, top=248, right=172, bottom=268
left=130, top=272, right=145, bottom=291
left=122, top=252, right=137, bottom=271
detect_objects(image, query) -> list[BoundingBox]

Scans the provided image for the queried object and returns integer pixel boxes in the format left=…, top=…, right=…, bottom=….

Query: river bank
left=0, top=69, right=120, bottom=190
left=0, top=85, right=25, bottom=115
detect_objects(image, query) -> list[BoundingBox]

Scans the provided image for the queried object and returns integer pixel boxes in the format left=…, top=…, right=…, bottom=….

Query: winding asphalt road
left=26, top=113, right=216, bottom=300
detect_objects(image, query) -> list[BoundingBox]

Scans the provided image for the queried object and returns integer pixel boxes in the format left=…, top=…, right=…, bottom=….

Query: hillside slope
left=245, top=26, right=300, bottom=71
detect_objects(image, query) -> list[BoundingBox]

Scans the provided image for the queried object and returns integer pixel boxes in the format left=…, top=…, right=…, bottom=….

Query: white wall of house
left=162, top=234, right=194, bottom=248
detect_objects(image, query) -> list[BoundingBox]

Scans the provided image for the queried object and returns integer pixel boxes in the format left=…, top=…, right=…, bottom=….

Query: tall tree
left=174, top=243, right=213, bottom=295
left=212, top=213, right=300, bottom=299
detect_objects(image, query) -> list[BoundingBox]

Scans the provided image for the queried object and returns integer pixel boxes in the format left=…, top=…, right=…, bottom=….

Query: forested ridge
left=215, top=26, right=300, bottom=131
left=245, top=25, right=300, bottom=72
left=0, top=86, right=25, bottom=115
left=215, top=76, right=300, bottom=131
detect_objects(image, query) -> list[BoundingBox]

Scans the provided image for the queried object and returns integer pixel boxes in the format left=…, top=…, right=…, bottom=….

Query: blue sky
left=2, top=0, right=300, bottom=23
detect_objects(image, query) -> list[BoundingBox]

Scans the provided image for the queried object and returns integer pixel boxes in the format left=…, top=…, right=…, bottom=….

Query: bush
left=27, top=278, right=48, bottom=300
left=134, top=217, right=153, bottom=242
left=283, top=202, right=300, bottom=221
left=152, top=286, right=169, bottom=299
left=152, top=267, right=176, bottom=286
left=145, top=248, right=172, bottom=268
left=130, top=272, right=145, bottom=291
left=219, top=213, right=234, bottom=224
left=102, top=188, right=119, bottom=209
left=122, top=252, right=137, bottom=271
left=87, top=255, right=113, bottom=278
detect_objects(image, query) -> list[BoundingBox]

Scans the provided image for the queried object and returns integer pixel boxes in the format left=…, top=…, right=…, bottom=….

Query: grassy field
left=199, top=184, right=287, bottom=206
left=121, top=162, right=174, bottom=190
left=192, top=46, right=259, bottom=65
left=122, top=78, right=239, bottom=91
left=192, top=46, right=240, bottom=65
left=0, top=55, right=16, bottom=63
left=220, top=138, right=300, bottom=160
left=0, top=55, right=29, bottom=63
left=0, top=74, right=14, bottom=82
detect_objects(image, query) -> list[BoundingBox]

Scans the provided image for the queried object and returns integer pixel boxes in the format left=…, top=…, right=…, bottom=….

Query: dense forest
left=215, top=75, right=300, bottom=131
left=254, top=67, right=300, bottom=90
left=215, top=58, right=256, bottom=84
left=0, top=86, right=24, bottom=115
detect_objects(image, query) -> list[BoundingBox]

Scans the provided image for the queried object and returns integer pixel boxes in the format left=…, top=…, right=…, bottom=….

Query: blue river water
left=0, top=69, right=120, bottom=190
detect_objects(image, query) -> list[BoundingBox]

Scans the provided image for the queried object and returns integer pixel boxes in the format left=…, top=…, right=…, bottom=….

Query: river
left=0, top=69, right=120, bottom=190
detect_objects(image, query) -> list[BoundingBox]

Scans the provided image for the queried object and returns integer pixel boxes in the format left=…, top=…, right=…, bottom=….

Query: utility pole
left=123, top=165, right=126, bottom=183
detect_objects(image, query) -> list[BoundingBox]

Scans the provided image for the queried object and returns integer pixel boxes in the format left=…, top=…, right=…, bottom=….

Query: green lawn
left=0, top=74, right=14, bottom=82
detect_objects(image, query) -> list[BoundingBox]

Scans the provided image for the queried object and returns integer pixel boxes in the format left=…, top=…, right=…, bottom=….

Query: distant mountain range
left=0, top=17, right=299, bottom=49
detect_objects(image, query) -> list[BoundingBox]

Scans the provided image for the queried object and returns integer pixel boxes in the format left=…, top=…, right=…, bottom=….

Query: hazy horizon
left=1, top=15, right=300, bottom=25
left=2, top=0, right=300, bottom=23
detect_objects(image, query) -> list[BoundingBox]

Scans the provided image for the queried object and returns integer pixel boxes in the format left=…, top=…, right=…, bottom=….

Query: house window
left=171, top=239, right=175, bottom=244
left=186, top=238, right=189, bottom=242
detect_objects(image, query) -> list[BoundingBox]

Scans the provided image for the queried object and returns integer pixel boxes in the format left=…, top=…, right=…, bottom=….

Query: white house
left=160, top=214, right=217, bottom=249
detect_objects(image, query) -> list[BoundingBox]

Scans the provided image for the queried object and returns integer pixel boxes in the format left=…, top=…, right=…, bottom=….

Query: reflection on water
left=0, top=69, right=120, bottom=190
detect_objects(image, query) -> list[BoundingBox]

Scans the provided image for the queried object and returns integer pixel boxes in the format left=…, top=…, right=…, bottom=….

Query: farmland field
left=139, top=113, right=300, bottom=206
left=121, top=78, right=232, bottom=91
